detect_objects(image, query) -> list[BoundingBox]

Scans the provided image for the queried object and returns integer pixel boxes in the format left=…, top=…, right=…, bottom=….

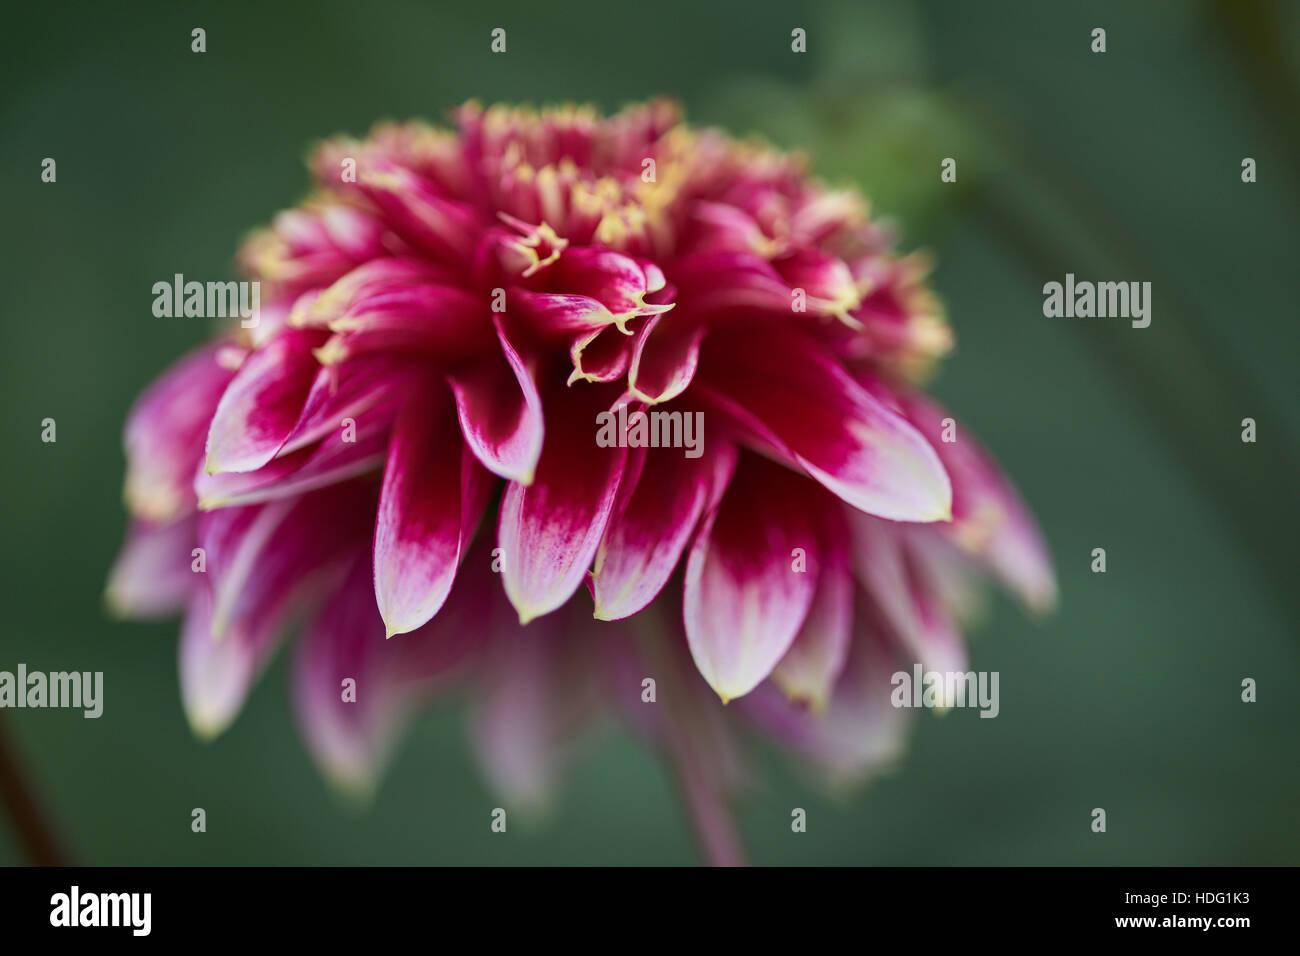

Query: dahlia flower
left=107, top=100, right=1053, bottom=864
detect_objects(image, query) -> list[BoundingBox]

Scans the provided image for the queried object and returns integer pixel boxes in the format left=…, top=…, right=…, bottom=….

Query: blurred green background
left=2, top=0, right=1297, bottom=865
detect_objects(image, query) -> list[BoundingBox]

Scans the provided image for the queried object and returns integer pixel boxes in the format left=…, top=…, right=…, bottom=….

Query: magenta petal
left=898, top=391, right=1056, bottom=612
left=682, top=456, right=820, bottom=702
left=374, top=385, right=490, bottom=637
left=195, top=388, right=406, bottom=509
left=179, top=587, right=262, bottom=739
left=850, top=512, right=968, bottom=675
left=204, top=329, right=324, bottom=475
left=743, top=620, right=909, bottom=781
left=471, top=607, right=594, bottom=811
left=448, top=315, right=544, bottom=484
left=498, top=385, right=628, bottom=624
left=771, top=539, right=853, bottom=711
left=627, top=315, right=707, bottom=404
left=279, top=356, right=423, bottom=458
left=696, top=329, right=952, bottom=522
left=590, top=440, right=737, bottom=621
left=123, top=342, right=237, bottom=522
left=295, top=556, right=479, bottom=792
left=105, top=517, right=198, bottom=620
left=199, top=483, right=374, bottom=646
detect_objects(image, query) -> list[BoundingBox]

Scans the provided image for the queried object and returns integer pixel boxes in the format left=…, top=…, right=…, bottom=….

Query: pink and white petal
left=851, top=512, right=968, bottom=677
left=567, top=324, right=636, bottom=385
left=374, top=384, right=491, bottom=637
left=123, top=342, right=238, bottom=522
left=279, top=356, right=423, bottom=457
left=200, top=483, right=375, bottom=645
left=196, top=401, right=397, bottom=509
left=590, top=439, right=737, bottom=621
left=204, top=329, right=325, bottom=475
left=511, top=288, right=626, bottom=338
left=682, top=456, right=820, bottom=702
left=448, top=315, right=544, bottom=484
left=771, top=547, right=853, bottom=711
left=897, top=391, right=1056, bottom=612
left=696, top=329, right=951, bottom=522
left=498, top=385, right=628, bottom=624
left=104, top=516, right=198, bottom=620
left=296, top=552, right=485, bottom=794
left=179, top=587, right=264, bottom=740
left=471, top=597, right=599, bottom=813
left=627, top=315, right=707, bottom=404
left=743, top=621, right=910, bottom=784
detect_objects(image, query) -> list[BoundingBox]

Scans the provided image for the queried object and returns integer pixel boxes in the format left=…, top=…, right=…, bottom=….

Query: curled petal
left=627, top=315, right=707, bottom=405
left=205, top=329, right=325, bottom=475
left=448, top=315, right=544, bottom=484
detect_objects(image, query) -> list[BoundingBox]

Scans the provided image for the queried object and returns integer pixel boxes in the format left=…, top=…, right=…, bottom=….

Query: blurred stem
left=0, top=713, right=66, bottom=865
left=671, top=760, right=747, bottom=867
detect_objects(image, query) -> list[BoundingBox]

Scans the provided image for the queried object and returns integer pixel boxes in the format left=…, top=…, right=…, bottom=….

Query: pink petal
left=771, top=534, right=853, bottom=711
left=179, top=587, right=264, bottom=740
left=627, top=314, right=707, bottom=404
left=743, top=618, right=910, bottom=782
left=589, top=438, right=737, bottom=621
left=279, top=356, right=424, bottom=458
left=195, top=390, right=407, bottom=509
left=696, top=329, right=952, bottom=522
left=498, top=385, right=628, bottom=624
left=199, top=483, right=375, bottom=646
left=123, top=342, right=238, bottom=522
left=204, top=329, right=325, bottom=475
left=471, top=604, right=596, bottom=811
left=294, top=558, right=473, bottom=793
left=104, top=517, right=198, bottom=620
left=897, top=391, right=1056, bottom=612
left=447, top=315, right=544, bottom=484
left=374, top=383, right=491, bottom=637
left=682, top=455, right=820, bottom=702
left=850, top=513, right=968, bottom=676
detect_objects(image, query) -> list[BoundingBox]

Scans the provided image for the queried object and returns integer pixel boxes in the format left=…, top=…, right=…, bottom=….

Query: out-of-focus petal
left=105, top=517, right=198, bottom=620
left=897, top=390, right=1056, bottom=613
left=123, top=342, right=238, bottom=522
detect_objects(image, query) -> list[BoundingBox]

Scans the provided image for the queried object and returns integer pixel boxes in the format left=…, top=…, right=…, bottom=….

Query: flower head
left=108, top=101, right=1053, bottom=856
